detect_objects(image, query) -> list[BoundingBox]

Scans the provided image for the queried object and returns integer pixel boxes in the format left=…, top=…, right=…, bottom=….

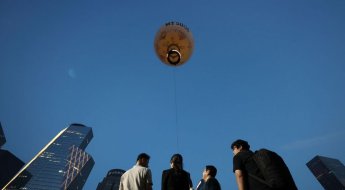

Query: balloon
left=154, top=21, right=194, bottom=66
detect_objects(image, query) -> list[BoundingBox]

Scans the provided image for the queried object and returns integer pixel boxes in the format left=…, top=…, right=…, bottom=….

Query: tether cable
left=173, top=68, right=180, bottom=151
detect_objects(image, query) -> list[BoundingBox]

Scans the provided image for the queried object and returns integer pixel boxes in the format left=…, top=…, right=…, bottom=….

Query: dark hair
left=231, top=139, right=250, bottom=150
left=137, top=153, right=150, bottom=161
left=205, top=165, right=217, bottom=177
left=170, top=153, right=183, bottom=170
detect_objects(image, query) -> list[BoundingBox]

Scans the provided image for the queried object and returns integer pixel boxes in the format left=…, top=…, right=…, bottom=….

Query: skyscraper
left=3, top=123, right=95, bottom=190
left=306, top=155, right=345, bottom=190
left=0, top=122, right=28, bottom=189
left=96, top=169, right=125, bottom=190
left=0, top=150, right=27, bottom=189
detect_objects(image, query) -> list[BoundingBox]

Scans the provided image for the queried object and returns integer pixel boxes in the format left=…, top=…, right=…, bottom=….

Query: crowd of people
left=118, top=152, right=221, bottom=190
left=118, top=139, right=292, bottom=190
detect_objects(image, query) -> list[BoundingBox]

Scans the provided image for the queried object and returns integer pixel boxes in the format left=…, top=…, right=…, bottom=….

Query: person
left=161, top=153, right=193, bottom=190
left=119, top=153, right=153, bottom=190
left=202, top=165, right=221, bottom=190
left=231, top=139, right=271, bottom=190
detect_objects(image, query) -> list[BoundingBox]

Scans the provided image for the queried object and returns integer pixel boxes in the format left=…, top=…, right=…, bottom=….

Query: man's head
left=231, top=139, right=250, bottom=155
left=136, top=153, right=150, bottom=167
left=203, top=165, right=217, bottom=180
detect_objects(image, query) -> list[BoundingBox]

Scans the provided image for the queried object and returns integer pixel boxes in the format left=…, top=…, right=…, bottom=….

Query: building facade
left=0, top=150, right=27, bottom=189
left=307, top=155, right=345, bottom=190
left=96, top=169, right=125, bottom=190
left=3, top=123, right=95, bottom=190
left=0, top=122, right=28, bottom=189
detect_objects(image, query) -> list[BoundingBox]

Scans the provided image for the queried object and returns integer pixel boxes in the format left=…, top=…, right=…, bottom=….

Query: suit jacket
left=161, top=168, right=192, bottom=190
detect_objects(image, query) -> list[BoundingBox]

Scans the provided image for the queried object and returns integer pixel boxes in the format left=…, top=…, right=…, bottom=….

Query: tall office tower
left=306, top=155, right=345, bottom=190
left=0, top=122, right=28, bottom=189
left=96, top=169, right=125, bottom=190
left=3, top=123, right=95, bottom=190
left=0, top=122, right=6, bottom=148
left=0, top=150, right=27, bottom=189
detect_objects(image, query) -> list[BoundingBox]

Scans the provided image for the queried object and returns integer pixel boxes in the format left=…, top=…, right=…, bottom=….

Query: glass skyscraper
left=0, top=122, right=28, bottom=189
left=96, top=169, right=125, bottom=190
left=0, top=150, right=27, bottom=189
left=306, top=155, right=345, bottom=190
left=3, top=123, right=95, bottom=190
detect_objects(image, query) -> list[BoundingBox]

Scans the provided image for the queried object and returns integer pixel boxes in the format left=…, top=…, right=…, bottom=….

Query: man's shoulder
left=162, top=168, right=174, bottom=176
left=205, top=177, right=221, bottom=189
left=133, top=164, right=146, bottom=169
left=120, top=170, right=129, bottom=180
left=162, top=168, right=172, bottom=173
left=126, top=165, right=150, bottom=173
left=207, top=177, right=219, bottom=184
left=182, top=169, right=191, bottom=176
left=134, top=165, right=151, bottom=173
left=235, top=150, right=253, bottom=159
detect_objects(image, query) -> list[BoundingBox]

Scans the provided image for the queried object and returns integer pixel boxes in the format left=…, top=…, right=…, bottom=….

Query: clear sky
left=1, top=0, right=345, bottom=189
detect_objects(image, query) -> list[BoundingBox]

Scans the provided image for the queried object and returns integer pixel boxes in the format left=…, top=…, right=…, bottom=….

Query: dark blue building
left=96, top=169, right=125, bottom=190
left=3, top=124, right=95, bottom=190
left=0, top=150, right=27, bottom=189
left=307, top=155, right=345, bottom=190
left=0, top=122, right=28, bottom=189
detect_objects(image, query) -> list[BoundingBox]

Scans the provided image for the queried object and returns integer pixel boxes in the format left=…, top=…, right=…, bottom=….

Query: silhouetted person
left=202, top=165, right=221, bottom=190
left=162, top=153, right=193, bottom=190
left=119, top=153, right=153, bottom=190
left=231, top=139, right=270, bottom=190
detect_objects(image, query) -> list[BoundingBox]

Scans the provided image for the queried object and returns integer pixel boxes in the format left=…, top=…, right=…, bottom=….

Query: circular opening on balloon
left=167, top=50, right=181, bottom=65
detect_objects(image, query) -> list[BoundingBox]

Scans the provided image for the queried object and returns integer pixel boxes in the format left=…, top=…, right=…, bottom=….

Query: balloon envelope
left=154, top=22, right=194, bottom=66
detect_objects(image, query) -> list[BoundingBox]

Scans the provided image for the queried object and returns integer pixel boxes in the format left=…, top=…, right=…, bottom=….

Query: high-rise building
left=3, top=123, right=95, bottom=190
left=0, top=150, right=27, bottom=189
left=0, top=122, right=6, bottom=148
left=0, top=122, right=28, bottom=189
left=96, top=169, right=125, bottom=190
left=306, top=155, right=345, bottom=190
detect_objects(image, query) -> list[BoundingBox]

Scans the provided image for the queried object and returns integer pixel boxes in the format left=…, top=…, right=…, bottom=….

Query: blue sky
left=1, top=0, right=345, bottom=189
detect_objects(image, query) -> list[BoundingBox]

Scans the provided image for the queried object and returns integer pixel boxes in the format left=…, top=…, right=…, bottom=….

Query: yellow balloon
left=154, top=22, right=194, bottom=66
